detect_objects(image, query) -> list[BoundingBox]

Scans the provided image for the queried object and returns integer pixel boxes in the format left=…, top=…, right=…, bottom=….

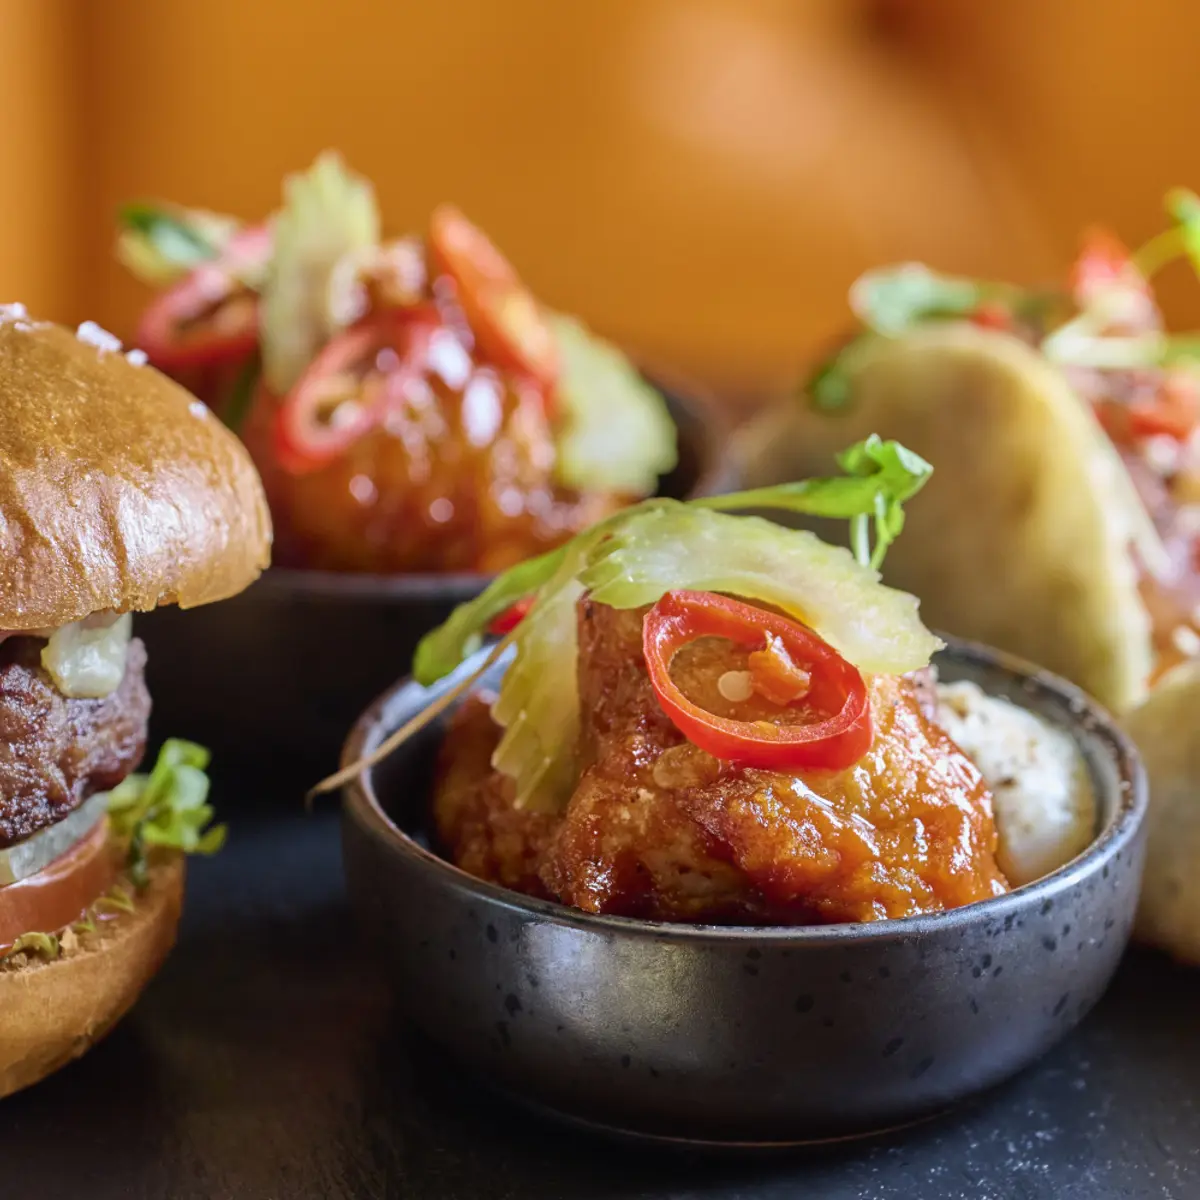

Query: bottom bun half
left=0, top=854, right=185, bottom=1099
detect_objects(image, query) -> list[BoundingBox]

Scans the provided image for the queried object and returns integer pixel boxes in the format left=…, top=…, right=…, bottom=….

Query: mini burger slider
left=0, top=304, right=270, bottom=1098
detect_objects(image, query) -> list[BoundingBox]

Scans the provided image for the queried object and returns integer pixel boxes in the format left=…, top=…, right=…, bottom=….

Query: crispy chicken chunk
left=433, top=599, right=1008, bottom=924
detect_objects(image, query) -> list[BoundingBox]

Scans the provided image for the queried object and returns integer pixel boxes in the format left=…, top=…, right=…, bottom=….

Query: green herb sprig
left=809, top=188, right=1200, bottom=412
left=107, top=739, right=226, bottom=888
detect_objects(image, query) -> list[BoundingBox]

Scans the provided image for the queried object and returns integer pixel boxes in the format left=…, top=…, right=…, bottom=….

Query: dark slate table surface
left=4, top=771, right=1199, bottom=1200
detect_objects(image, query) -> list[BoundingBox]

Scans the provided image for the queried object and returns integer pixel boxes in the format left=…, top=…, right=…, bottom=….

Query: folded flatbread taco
left=735, top=204, right=1200, bottom=960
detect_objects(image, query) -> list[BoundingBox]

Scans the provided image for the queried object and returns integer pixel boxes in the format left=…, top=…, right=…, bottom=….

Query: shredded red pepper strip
left=488, top=596, right=534, bottom=635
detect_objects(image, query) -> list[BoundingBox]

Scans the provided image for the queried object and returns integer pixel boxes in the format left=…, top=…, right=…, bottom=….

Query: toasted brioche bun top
left=0, top=312, right=271, bottom=630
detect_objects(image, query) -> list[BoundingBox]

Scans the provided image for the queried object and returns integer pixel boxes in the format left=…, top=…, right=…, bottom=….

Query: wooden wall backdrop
left=2, top=0, right=1198, bottom=404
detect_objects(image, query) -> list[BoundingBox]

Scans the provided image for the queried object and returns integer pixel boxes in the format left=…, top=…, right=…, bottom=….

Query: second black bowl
left=137, top=383, right=734, bottom=782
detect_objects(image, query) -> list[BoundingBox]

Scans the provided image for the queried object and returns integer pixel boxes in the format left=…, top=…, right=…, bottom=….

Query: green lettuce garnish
left=550, top=313, right=677, bottom=496
left=815, top=189, right=1200, bottom=413
left=116, top=203, right=240, bottom=286
left=849, top=264, right=1000, bottom=335
left=107, top=739, right=226, bottom=888
left=2, top=931, right=60, bottom=963
left=399, top=436, right=937, bottom=811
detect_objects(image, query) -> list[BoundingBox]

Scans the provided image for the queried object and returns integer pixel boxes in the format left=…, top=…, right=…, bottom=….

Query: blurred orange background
left=5, top=0, right=1200, bottom=405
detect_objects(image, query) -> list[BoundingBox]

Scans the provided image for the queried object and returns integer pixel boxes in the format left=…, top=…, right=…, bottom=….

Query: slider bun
left=0, top=315, right=271, bottom=630
left=0, top=853, right=184, bottom=1099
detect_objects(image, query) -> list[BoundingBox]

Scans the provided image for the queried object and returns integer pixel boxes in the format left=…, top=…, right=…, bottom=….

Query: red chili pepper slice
left=969, top=301, right=1014, bottom=332
left=135, top=224, right=272, bottom=371
left=1070, top=227, right=1151, bottom=311
left=272, top=309, right=438, bottom=475
left=428, top=204, right=559, bottom=393
left=1128, top=376, right=1200, bottom=441
left=488, top=596, right=534, bottom=635
left=1095, top=376, right=1200, bottom=445
left=642, top=590, right=873, bottom=771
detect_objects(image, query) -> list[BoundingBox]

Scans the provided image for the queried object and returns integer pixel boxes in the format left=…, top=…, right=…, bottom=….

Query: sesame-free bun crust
left=0, top=316, right=271, bottom=630
left=0, top=854, right=184, bottom=1100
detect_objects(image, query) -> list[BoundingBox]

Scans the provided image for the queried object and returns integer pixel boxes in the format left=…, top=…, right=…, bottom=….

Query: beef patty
left=0, top=636, right=150, bottom=847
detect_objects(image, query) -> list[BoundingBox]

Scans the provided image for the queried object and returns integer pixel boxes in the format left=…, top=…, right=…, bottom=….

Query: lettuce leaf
left=107, top=739, right=226, bottom=888
left=413, top=543, right=570, bottom=685
left=486, top=531, right=611, bottom=810
left=580, top=504, right=939, bottom=675
left=116, top=203, right=239, bottom=286
left=1, top=931, right=59, bottom=963
left=850, top=263, right=989, bottom=335
left=0, top=743, right=225, bottom=963
left=549, top=313, right=677, bottom=496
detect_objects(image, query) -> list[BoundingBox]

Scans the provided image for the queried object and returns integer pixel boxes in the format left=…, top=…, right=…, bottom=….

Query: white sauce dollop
left=936, top=680, right=1096, bottom=887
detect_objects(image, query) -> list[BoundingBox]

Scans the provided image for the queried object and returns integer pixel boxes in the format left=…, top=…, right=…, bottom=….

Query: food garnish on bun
left=0, top=304, right=271, bottom=1098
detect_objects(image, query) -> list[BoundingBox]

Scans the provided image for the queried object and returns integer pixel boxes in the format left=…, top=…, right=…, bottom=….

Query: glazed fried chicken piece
left=432, top=691, right=559, bottom=899
left=433, top=598, right=1009, bottom=924
left=243, top=368, right=624, bottom=575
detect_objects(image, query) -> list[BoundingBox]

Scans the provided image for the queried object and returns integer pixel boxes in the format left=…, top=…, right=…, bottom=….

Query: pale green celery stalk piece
left=260, top=151, right=381, bottom=394
left=549, top=313, right=677, bottom=496
left=579, top=505, right=941, bottom=676
left=488, top=524, right=617, bottom=811
left=413, top=543, right=573, bottom=686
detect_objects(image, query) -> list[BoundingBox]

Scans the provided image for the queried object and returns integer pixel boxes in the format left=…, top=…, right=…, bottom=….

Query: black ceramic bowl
left=340, top=638, right=1147, bottom=1147
left=136, top=383, right=733, bottom=780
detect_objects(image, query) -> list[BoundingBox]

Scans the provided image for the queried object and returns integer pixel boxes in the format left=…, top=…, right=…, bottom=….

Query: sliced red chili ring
left=642, top=590, right=873, bottom=771
left=969, top=301, right=1015, bottom=332
left=428, top=204, right=559, bottom=394
left=135, top=224, right=271, bottom=371
left=488, top=596, right=534, bottom=635
left=1127, top=376, right=1200, bottom=441
left=1070, top=226, right=1151, bottom=312
left=272, top=309, right=438, bottom=475
left=0, top=820, right=121, bottom=953
left=1095, top=377, right=1200, bottom=445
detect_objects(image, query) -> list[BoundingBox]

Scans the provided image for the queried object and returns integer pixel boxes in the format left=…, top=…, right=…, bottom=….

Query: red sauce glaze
left=433, top=599, right=1008, bottom=925
left=241, top=341, right=627, bottom=575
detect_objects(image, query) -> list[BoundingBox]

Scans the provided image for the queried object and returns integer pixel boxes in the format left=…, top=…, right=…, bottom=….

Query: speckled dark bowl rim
left=254, top=369, right=737, bottom=603
left=341, top=634, right=1146, bottom=946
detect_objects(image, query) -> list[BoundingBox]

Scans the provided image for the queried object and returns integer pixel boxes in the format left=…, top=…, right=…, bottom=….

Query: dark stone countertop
left=3, top=779, right=1199, bottom=1200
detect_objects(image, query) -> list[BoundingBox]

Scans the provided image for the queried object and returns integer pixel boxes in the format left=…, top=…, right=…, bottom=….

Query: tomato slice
left=428, top=204, right=559, bottom=391
left=135, top=224, right=271, bottom=372
left=273, top=310, right=437, bottom=474
left=642, top=590, right=873, bottom=771
left=0, top=819, right=121, bottom=953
